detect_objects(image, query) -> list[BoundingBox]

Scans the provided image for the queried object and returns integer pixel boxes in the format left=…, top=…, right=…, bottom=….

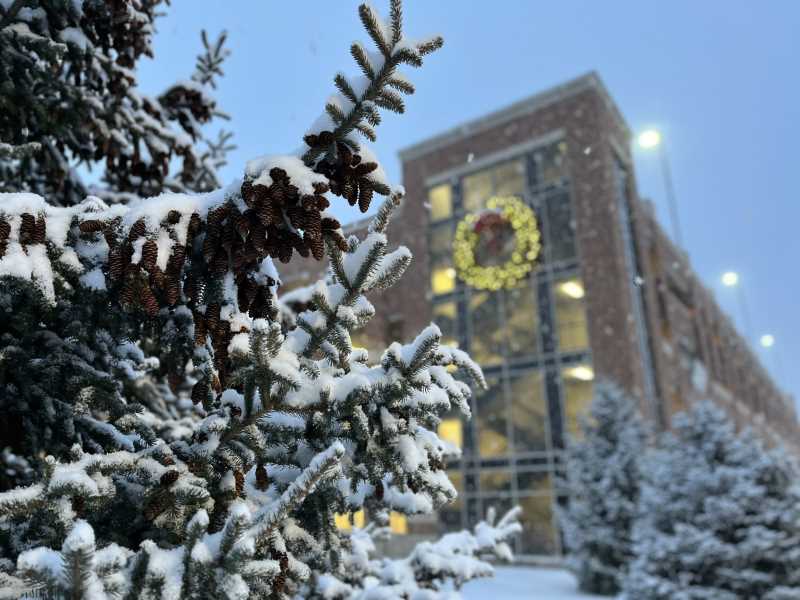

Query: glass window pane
left=554, top=277, right=589, bottom=351
left=518, top=494, right=556, bottom=555
left=510, top=370, right=547, bottom=452
left=504, top=276, right=538, bottom=359
left=433, top=301, right=458, bottom=348
left=479, top=470, right=512, bottom=493
left=476, top=377, right=509, bottom=458
left=428, top=183, right=452, bottom=221
left=492, top=159, right=525, bottom=197
left=517, top=470, right=551, bottom=494
left=438, top=417, right=463, bottom=450
left=562, top=362, right=595, bottom=436
left=463, top=169, right=492, bottom=212
left=440, top=469, right=463, bottom=532
left=469, top=291, right=503, bottom=365
left=533, top=141, right=566, bottom=188
left=546, top=190, right=577, bottom=262
left=430, top=224, right=455, bottom=295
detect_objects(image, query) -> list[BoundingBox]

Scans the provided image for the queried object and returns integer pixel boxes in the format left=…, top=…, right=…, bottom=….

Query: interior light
left=566, top=366, right=594, bottom=381
left=559, top=280, right=585, bottom=299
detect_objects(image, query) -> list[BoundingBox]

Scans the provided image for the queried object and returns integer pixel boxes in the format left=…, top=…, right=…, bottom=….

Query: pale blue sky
left=138, top=1, right=800, bottom=405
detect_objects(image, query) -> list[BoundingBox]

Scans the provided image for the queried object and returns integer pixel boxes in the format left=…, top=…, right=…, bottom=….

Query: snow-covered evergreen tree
left=0, top=2, right=521, bottom=597
left=558, top=382, right=647, bottom=596
left=0, top=0, right=232, bottom=206
left=624, top=401, right=800, bottom=600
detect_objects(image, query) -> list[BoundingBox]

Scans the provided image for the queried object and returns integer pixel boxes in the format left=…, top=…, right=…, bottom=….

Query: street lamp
left=721, top=270, right=753, bottom=341
left=637, top=128, right=683, bottom=248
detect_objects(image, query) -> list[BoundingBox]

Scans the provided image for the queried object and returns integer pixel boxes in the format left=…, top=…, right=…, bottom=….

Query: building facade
left=279, top=72, right=798, bottom=558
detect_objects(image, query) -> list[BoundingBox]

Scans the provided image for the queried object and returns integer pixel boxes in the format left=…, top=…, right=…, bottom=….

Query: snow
left=245, top=155, right=328, bottom=195
left=461, top=567, right=609, bottom=600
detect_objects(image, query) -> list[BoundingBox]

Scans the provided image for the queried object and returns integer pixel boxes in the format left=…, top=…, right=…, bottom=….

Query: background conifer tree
left=558, top=382, right=647, bottom=595
left=625, top=401, right=800, bottom=600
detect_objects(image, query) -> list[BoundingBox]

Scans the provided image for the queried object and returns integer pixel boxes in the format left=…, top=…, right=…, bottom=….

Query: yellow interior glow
left=559, top=280, right=585, bottom=299
left=438, top=418, right=463, bottom=449
left=565, top=365, right=595, bottom=381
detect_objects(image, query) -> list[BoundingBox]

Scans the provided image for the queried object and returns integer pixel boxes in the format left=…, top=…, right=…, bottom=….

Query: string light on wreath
left=453, top=196, right=541, bottom=291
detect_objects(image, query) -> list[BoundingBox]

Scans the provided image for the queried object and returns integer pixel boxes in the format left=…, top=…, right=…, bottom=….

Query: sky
left=138, top=1, right=800, bottom=405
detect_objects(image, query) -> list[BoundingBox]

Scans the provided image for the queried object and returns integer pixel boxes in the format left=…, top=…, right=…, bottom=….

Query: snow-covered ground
left=462, top=567, right=607, bottom=599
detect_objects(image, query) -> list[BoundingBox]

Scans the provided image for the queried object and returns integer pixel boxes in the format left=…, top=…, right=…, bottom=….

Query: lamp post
left=638, top=128, right=684, bottom=248
left=722, top=271, right=753, bottom=341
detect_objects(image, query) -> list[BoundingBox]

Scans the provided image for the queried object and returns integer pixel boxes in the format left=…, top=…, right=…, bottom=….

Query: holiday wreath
left=453, top=196, right=541, bottom=290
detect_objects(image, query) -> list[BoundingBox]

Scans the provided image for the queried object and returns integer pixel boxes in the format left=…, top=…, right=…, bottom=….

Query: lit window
left=555, top=277, right=589, bottom=351
left=463, top=170, right=492, bottom=212
left=430, top=224, right=455, bottom=296
left=428, top=184, right=452, bottom=221
left=334, top=509, right=365, bottom=531
left=438, top=418, right=463, bottom=449
left=562, top=362, right=594, bottom=436
left=432, top=267, right=456, bottom=295
left=389, top=512, right=408, bottom=535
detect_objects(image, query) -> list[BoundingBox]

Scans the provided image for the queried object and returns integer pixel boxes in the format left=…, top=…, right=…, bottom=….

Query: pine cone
left=129, top=218, right=146, bottom=240
left=160, top=470, right=179, bottom=486
left=374, top=482, right=384, bottom=501
left=191, top=380, right=208, bottom=405
left=18, top=213, right=35, bottom=244
left=234, top=470, right=245, bottom=497
left=141, top=239, right=158, bottom=270
left=255, top=464, right=269, bottom=491
left=32, top=216, right=46, bottom=244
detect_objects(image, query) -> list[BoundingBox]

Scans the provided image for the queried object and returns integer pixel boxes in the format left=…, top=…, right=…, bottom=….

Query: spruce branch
left=302, top=2, right=443, bottom=166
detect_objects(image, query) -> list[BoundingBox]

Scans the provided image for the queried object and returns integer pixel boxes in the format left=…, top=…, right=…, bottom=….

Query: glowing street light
left=721, top=271, right=739, bottom=287
left=637, top=129, right=662, bottom=149
left=637, top=127, right=683, bottom=247
left=760, top=334, right=775, bottom=348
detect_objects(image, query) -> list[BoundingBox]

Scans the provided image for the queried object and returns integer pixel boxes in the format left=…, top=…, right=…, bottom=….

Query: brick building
left=279, top=72, right=798, bottom=558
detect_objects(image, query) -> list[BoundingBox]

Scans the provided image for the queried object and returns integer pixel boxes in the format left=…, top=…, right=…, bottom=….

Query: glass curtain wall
left=428, top=140, right=593, bottom=556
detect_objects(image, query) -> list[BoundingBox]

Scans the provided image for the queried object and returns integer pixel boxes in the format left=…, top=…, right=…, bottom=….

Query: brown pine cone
left=141, top=239, right=158, bottom=270
left=191, top=380, right=208, bottom=405
left=255, top=464, right=269, bottom=491
left=18, top=213, right=35, bottom=244
left=0, top=218, right=10, bottom=242
left=234, top=470, right=245, bottom=497
left=32, top=216, right=46, bottom=244
left=160, top=470, right=179, bottom=486
left=129, top=218, right=146, bottom=240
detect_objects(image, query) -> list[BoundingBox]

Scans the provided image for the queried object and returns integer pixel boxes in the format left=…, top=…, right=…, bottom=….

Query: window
left=493, top=160, right=526, bottom=197
left=510, top=370, right=547, bottom=452
left=479, top=469, right=512, bottom=493
left=469, top=291, right=503, bottom=365
left=428, top=183, right=452, bottom=221
left=532, top=141, right=566, bottom=188
left=463, top=159, right=526, bottom=212
left=545, top=190, right=577, bottom=262
left=562, top=362, right=594, bottom=436
left=518, top=494, right=556, bottom=555
left=476, top=378, right=509, bottom=457
left=504, top=276, right=538, bottom=359
left=430, top=223, right=455, bottom=295
left=438, top=418, right=463, bottom=449
left=433, top=301, right=458, bottom=347
left=516, top=469, right=550, bottom=494
left=554, top=277, right=589, bottom=351
left=462, top=169, right=492, bottom=213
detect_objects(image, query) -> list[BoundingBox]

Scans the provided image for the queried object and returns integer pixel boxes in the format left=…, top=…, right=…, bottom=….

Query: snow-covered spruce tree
left=624, top=401, right=800, bottom=600
left=0, top=0, right=232, bottom=206
left=557, top=382, right=647, bottom=596
left=0, top=2, right=521, bottom=597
